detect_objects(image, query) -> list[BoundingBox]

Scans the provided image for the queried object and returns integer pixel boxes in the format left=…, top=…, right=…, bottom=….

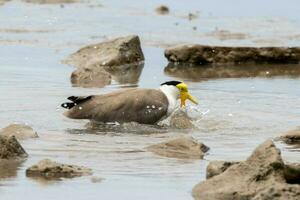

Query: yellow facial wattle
left=176, top=83, right=199, bottom=107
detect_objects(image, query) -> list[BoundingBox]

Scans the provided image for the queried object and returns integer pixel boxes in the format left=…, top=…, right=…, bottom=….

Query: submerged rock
left=0, top=135, right=28, bottom=159
left=146, top=137, right=209, bottom=159
left=71, top=66, right=111, bottom=88
left=63, top=35, right=144, bottom=69
left=155, top=5, right=169, bottom=15
left=280, top=128, right=300, bottom=144
left=165, top=44, right=300, bottom=64
left=0, top=123, right=38, bottom=140
left=26, top=159, right=92, bottom=179
left=192, top=140, right=298, bottom=200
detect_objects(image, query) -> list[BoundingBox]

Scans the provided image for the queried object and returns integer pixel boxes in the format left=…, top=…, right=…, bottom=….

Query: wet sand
left=0, top=0, right=300, bottom=199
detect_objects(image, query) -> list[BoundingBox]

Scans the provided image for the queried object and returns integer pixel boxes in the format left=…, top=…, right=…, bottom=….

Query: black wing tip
left=160, top=80, right=182, bottom=86
left=61, top=95, right=92, bottom=109
left=61, top=102, right=75, bottom=109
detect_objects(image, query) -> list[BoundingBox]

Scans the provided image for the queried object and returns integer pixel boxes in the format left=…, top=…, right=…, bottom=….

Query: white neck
left=159, top=85, right=180, bottom=115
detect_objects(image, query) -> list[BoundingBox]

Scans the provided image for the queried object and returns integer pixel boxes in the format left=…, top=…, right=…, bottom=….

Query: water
left=0, top=0, right=300, bottom=199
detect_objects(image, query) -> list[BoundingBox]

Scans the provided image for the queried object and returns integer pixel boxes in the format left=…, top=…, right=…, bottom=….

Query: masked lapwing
left=61, top=81, right=198, bottom=124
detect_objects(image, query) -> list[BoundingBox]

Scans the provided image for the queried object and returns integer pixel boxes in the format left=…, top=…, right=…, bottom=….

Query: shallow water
left=0, top=0, right=300, bottom=199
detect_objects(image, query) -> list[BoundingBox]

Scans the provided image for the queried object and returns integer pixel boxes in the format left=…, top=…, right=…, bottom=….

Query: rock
left=155, top=5, right=169, bottom=15
left=252, top=184, right=300, bottom=200
left=64, top=35, right=144, bottom=88
left=63, top=35, right=144, bottom=69
left=169, top=110, right=194, bottom=129
left=71, top=66, right=111, bottom=88
left=146, top=137, right=209, bottom=159
left=192, top=140, right=288, bottom=200
left=284, top=163, right=300, bottom=184
left=0, top=124, right=38, bottom=140
left=165, top=45, right=300, bottom=64
left=280, top=128, right=300, bottom=144
left=26, top=159, right=92, bottom=179
left=0, top=135, right=28, bottom=159
left=206, top=161, right=238, bottom=179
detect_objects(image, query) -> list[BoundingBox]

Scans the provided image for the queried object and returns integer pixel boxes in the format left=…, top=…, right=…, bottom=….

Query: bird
left=61, top=81, right=198, bottom=124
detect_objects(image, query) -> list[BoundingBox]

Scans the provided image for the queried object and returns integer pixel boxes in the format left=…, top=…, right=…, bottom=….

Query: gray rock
left=0, top=124, right=38, bottom=140
left=63, top=35, right=144, bottom=69
left=63, top=35, right=144, bottom=88
left=165, top=44, right=300, bottom=64
left=26, top=159, right=92, bottom=179
left=0, top=135, right=28, bottom=159
left=192, top=140, right=288, bottom=200
left=146, top=137, right=209, bottom=159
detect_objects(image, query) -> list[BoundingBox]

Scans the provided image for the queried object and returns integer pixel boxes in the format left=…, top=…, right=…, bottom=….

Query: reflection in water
left=70, top=62, right=144, bottom=88
left=23, top=0, right=77, bottom=4
left=67, top=121, right=168, bottom=135
left=104, top=62, right=144, bottom=84
left=0, top=159, right=24, bottom=180
left=27, top=176, right=63, bottom=186
left=164, top=63, right=300, bottom=81
left=71, top=67, right=112, bottom=88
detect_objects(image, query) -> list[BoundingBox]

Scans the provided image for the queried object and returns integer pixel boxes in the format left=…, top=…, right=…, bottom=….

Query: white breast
left=159, top=85, right=180, bottom=116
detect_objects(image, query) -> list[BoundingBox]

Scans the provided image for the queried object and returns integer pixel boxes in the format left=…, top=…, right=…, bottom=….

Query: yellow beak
left=180, top=92, right=199, bottom=107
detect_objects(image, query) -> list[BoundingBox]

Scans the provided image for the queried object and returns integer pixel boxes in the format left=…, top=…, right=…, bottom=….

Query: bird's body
left=61, top=81, right=198, bottom=124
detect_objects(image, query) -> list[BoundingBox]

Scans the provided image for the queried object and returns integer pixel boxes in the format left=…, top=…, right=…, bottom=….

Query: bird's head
left=160, top=81, right=198, bottom=107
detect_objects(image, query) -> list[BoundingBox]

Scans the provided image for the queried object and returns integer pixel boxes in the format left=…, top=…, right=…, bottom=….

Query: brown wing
left=64, top=89, right=169, bottom=124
